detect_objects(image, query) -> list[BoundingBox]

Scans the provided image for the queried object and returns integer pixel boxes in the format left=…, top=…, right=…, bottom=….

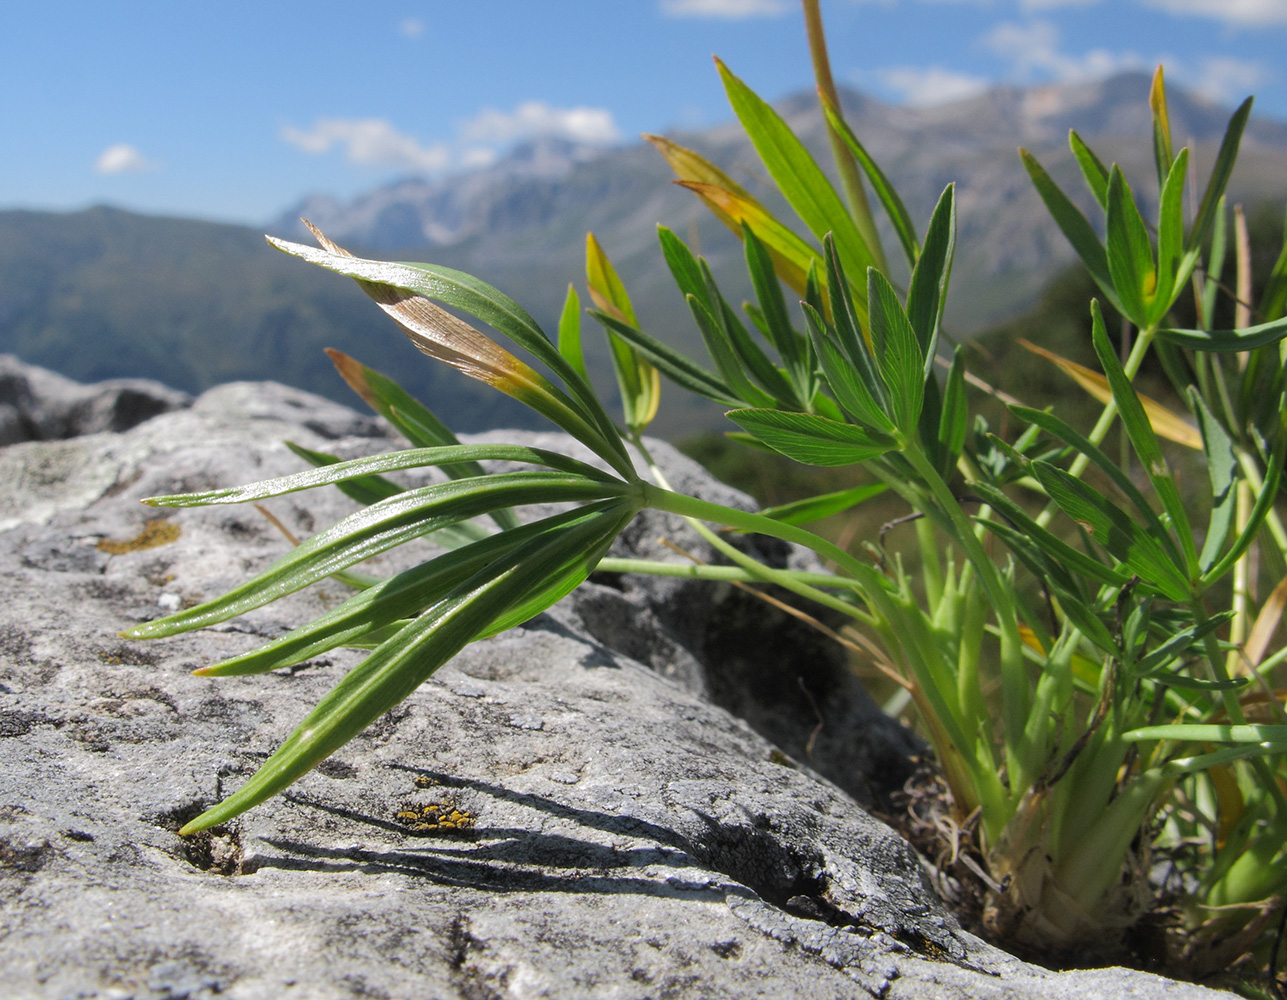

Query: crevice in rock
left=158, top=803, right=251, bottom=876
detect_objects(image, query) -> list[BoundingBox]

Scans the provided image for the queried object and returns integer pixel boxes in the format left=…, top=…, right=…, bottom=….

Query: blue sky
left=3, top=0, right=1284, bottom=225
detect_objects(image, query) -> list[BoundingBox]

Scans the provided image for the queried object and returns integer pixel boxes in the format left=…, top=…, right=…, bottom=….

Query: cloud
left=982, top=19, right=1146, bottom=83
left=280, top=118, right=450, bottom=172
left=659, top=0, right=791, bottom=18
left=282, top=102, right=620, bottom=176
left=1138, top=0, right=1287, bottom=26
left=398, top=17, right=425, bottom=38
left=876, top=66, right=991, bottom=106
left=94, top=143, right=156, bottom=174
left=459, top=101, right=620, bottom=145
left=1183, top=56, right=1271, bottom=103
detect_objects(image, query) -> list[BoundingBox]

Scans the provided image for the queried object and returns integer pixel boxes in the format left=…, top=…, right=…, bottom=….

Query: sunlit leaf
left=727, top=408, right=895, bottom=466
left=1019, top=339, right=1202, bottom=449
left=586, top=232, right=661, bottom=431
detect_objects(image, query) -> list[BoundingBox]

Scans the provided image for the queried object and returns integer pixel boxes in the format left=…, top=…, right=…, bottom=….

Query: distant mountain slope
left=3, top=73, right=1284, bottom=440
left=272, top=71, right=1287, bottom=331
left=0, top=207, right=538, bottom=432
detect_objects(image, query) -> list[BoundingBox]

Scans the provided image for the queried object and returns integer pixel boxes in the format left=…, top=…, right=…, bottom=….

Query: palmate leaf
left=802, top=302, right=897, bottom=434
left=178, top=503, right=635, bottom=834
left=125, top=472, right=635, bottom=639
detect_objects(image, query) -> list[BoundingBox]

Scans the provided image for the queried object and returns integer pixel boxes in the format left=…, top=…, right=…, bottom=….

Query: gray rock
left=0, top=354, right=192, bottom=446
left=0, top=365, right=1236, bottom=999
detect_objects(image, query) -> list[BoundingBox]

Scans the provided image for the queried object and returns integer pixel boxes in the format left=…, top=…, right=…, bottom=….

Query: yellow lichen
left=97, top=519, right=181, bottom=554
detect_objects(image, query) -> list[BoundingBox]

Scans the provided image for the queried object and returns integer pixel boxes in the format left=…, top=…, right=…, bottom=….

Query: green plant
left=125, top=2, right=1287, bottom=984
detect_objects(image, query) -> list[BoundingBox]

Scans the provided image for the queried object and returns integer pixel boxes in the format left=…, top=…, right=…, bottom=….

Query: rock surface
left=0, top=364, right=1236, bottom=999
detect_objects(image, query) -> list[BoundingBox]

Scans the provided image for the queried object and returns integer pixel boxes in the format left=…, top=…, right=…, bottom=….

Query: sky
left=2, top=0, right=1285, bottom=226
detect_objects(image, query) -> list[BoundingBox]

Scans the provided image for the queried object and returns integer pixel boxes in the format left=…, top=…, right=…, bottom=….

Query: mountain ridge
left=2, top=72, right=1284, bottom=439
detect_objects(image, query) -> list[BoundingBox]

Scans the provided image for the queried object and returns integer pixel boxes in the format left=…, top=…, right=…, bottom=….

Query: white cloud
left=659, top=0, right=791, bottom=18
left=280, top=118, right=450, bottom=172
left=94, top=143, right=156, bottom=174
left=282, top=102, right=620, bottom=176
left=1182, top=56, right=1271, bottom=103
left=877, top=66, right=991, bottom=106
left=398, top=17, right=425, bottom=38
left=982, top=19, right=1146, bottom=83
left=1138, top=0, right=1287, bottom=26
left=459, top=101, right=620, bottom=145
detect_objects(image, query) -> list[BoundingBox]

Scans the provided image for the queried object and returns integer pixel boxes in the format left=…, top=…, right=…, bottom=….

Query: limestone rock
left=0, top=364, right=1236, bottom=999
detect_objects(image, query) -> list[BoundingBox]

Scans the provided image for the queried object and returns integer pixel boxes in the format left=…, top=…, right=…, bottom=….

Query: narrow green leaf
left=125, top=473, right=634, bottom=638
left=1069, top=131, right=1110, bottom=208
left=687, top=295, right=777, bottom=409
left=323, top=352, right=515, bottom=531
left=1135, top=610, right=1235, bottom=677
left=196, top=503, right=627, bottom=676
left=1149, top=67, right=1175, bottom=193
left=1031, top=461, right=1192, bottom=602
left=759, top=483, right=887, bottom=526
left=703, top=257, right=800, bottom=405
left=1105, top=166, right=1156, bottom=327
left=1090, top=301, right=1197, bottom=575
left=587, top=309, right=741, bottom=406
left=727, top=408, right=895, bottom=466
left=1011, top=406, right=1175, bottom=554
left=937, top=347, right=968, bottom=469
left=972, top=482, right=1132, bottom=590
left=716, top=58, right=875, bottom=321
left=657, top=226, right=710, bottom=308
left=1124, top=724, right=1287, bottom=745
left=1203, top=401, right=1287, bottom=587
left=742, top=223, right=801, bottom=373
left=270, top=236, right=633, bottom=479
left=1020, top=148, right=1122, bottom=314
left=819, top=94, right=919, bottom=270
left=906, top=184, right=956, bottom=368
left=143, top=443, right=621, bottom=507
left=178, top=507, right=631, bottom=834
left=868, top=270, right=924, bottom=435
left=1153, top=148, right=1191, bottom=323
left=557, top=283, right=588, bottom=383
left=1190, top=389, right=1238, bottom=571
left=1258, top=205, right=1287, bottom=320
left=801, top=303, right=896, bottom=434
left=1159, top=315, right=1287, bottom=352
left=1188, top=96, right=1253, bottom=254
left=586, top=232, right=660, bottom=432
left=284, top=441, right=405, bottom=506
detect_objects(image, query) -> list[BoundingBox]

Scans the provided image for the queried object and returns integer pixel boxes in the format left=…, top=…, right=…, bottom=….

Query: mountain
left=271, top=71, right=1287, bottom=330
left=3, top=73, right=1285, bottom=440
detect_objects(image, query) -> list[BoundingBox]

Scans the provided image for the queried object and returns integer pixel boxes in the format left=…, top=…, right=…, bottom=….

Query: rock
left=0, top=363, right=1237, bottom=999
left=0, top=354, right=192, bottom=446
